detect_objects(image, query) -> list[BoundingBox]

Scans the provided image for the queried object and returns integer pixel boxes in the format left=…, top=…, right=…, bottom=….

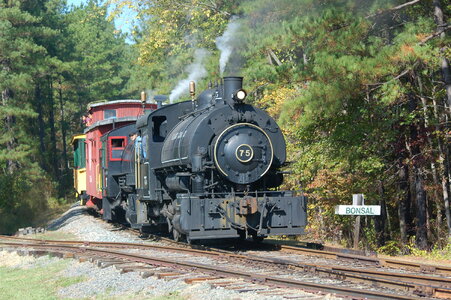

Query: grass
left=94, top=292, right=184, bottom=300
left=0, top=258, right=86, bottom=300
left=30, top=231, right=79, bottom=241
left=0, top=253, right=185, bottom=300
left=34, top=202, right=74, bottom=229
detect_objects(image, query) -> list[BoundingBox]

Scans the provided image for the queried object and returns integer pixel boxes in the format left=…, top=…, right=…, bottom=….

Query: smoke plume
left=145, top=89, right=154, bottom=103
left=169, top=49, right=209, bottom=103
left=216, top=18, right=240, bottom=75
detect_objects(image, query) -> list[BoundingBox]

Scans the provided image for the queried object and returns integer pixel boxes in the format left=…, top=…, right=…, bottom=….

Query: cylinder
left=166, top=175, right=189, bottom=192
left=192, top=174, right=204, bottom=194
left=192, top=154, right=202, bottom=172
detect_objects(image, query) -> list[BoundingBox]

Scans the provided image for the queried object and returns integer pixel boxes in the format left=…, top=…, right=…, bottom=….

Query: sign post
left=335, top=194, right=381, bottom=249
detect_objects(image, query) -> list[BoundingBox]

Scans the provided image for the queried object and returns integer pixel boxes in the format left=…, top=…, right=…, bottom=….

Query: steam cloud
left=145, top=89, right=154, bottom=103
left=169, top=49, right=209, bottom=103
left=216, top=18, right=240, bottom=75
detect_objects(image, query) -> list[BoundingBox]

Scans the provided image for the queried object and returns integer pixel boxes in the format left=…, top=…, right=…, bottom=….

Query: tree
left=0, top=0, right=56, bottom=233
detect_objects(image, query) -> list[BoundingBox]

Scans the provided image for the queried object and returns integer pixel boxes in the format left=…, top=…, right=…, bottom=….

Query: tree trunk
left=58, top=78, right=68, bottom=173
left=1, top=60, right=19, bottom=174
left=407, top=90, right=428, bottom=249
left=35, top=84, right=46, bottom=155
left=432, top=0, right=451, bottom=236
left=418, top=77, right=442, bottom=237
left=48, top=77, right=58, bottom=179
left=2, top=90, right=18, bottom=174
left=443, top=152, right=451, bottom=236
left=415, top=168, right=428, bottom=249
left=433, top=0, right=451, bottom=109
left=375, top=181, right=387, bottom=247
left=398, top=164, right=411, bottom=244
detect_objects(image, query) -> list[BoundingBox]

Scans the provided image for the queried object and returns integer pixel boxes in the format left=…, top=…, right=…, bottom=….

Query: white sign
left=335, top=205, right=381, bottom=216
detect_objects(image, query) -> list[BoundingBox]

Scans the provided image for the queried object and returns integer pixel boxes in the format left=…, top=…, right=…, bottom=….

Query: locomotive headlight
left=234, top=89, right=247, bottom=102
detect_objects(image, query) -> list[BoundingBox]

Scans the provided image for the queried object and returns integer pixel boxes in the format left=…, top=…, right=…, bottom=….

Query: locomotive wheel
left=172, top=228, right=185, bottom=242
left=166, top=217, right=173, bottom=234
left=251, top=233, right=265, bottom=243
left=168, top=217, right=186, bottom=242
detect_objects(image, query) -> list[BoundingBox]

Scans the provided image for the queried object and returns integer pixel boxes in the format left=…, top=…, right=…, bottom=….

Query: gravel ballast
left=0, top=205, right=334, bottom=299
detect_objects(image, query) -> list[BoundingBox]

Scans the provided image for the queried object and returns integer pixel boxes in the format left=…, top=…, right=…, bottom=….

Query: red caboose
left=84, top=100, right=156, bottom=208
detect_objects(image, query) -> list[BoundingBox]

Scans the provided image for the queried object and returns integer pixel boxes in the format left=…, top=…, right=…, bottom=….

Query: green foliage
left=405, top=237, right=451, bottom=260
left=231, top=0, right=449, bottom=249
left=64, top=1, right=131, bottom=101
left=0, top=0, right=136, bottom=233
left=0, top=169, right=53, bottom=234
left=378, top=240, right=402, bottom=256
left=1, top=0, right=450, bottom=251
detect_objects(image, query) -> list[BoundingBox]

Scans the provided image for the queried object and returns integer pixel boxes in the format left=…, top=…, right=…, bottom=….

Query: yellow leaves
left=256, top=86, right=298, bottom=117
left=400, top=44, right=415, bottom=56
left=306, top=168, right=355, bottom=205
left=390, top=43, right=419, bottom=63
left=415, top=33, right=428, bottom=42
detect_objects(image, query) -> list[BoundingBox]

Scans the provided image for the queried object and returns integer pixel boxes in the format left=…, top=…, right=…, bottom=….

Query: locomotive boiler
left=117, top=77, right=307, bottom=242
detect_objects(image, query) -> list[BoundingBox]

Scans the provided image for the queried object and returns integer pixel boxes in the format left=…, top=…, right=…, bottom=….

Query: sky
left=66, top=0, right=136, bottom=36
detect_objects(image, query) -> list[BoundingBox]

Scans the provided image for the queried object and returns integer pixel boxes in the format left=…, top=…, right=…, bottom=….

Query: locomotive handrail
left=178, top=105, right=210, bottom=120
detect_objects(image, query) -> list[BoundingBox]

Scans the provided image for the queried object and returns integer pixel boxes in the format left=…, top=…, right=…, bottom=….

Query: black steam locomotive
left=103, top=77, right=307, bottom=242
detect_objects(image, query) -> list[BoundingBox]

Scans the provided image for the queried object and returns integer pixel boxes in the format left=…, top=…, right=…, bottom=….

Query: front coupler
left=173, top=191, right=307, bottom=240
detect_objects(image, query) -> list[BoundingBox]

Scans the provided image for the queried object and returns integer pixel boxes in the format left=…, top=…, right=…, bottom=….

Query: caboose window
left=109, top=136, right=126, bottom=161
left=73, top=138, right=86, bottom=169
left=111, top=138, right=124, bottom=147
left=104, top=109, right=116, bottom=119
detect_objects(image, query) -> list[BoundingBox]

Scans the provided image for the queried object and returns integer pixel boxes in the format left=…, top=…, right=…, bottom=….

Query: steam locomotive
left=73, top=77, right=307, bottom=242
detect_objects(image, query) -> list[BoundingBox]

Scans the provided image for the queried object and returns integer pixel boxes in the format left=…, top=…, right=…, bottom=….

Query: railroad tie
left=113, top=263, right=147, bottom=270
left=156, top=272, right=183, bottom=280
left=119, top=267, right=155, bottom=274
left=184, top=277, right=221, bottom=284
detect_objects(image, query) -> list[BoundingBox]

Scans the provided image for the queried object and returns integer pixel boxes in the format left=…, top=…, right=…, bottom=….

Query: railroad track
left=278, top=244, right=451, bottom=276
left=1, top=235, right=450, bottom=299
left=120, top=224, right=451, bottom=278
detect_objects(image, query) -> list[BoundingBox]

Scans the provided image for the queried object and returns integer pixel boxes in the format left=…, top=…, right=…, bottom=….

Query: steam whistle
left=189, top=81, right=196, bottom=101
left=189, top=81, right=196, bottom=109
left=140, top=91, right=146, bottom=113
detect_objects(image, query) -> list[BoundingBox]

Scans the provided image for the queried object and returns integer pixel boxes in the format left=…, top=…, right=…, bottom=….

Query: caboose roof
left=87, top=99, right=144, bottom=110
left=83, top=116, right=139, bottom=133
left=71, top=134, right=86, bottom=144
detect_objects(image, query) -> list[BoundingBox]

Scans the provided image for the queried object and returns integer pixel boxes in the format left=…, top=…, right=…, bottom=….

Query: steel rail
left=0, top=241, right=425, bottom=300
left=7, top=234, right=451, bottom=277
left=0, top=235, right=237, bottom=256
left=280, top=245, right=451, bottom=276
left=1, top=237, right=451, bottom=298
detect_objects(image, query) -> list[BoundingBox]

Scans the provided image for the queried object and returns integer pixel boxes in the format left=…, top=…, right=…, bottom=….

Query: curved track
left=1, top=235, right=450, bottom=299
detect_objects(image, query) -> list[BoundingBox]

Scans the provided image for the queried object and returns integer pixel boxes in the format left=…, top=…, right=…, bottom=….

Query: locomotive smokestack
left=154, top=95, right=167, bottom=109
left=223, top=76, right=243, bottom=105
